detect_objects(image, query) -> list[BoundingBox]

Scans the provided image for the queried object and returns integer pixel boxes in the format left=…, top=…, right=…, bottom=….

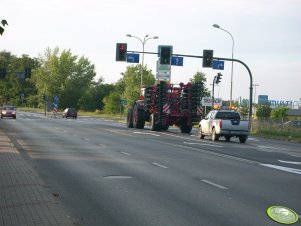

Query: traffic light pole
left=127, top=50, right=253, bottom=119
left=212, top=76, right=216, bottom=108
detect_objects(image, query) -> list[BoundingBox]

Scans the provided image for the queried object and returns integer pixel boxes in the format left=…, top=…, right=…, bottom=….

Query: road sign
left=258, top=95, right=269, bottom=105
left=53, top=96, right=59, bottom=105
left=171, top=56, right=183, bottom=66
left=126, top=53, right=139, bottom=63
left=120, top=99, right=128, bottom=106
left=212, top=60, right=224, bottom=70
left=156, top=61, right=171, bottom=81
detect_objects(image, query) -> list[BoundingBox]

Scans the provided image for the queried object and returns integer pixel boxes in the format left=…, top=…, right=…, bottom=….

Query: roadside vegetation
left=2, top=49, right=300, bottom=142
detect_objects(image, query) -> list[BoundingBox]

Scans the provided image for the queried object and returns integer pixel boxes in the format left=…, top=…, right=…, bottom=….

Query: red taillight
left=219, top=120, right=222, bottom=129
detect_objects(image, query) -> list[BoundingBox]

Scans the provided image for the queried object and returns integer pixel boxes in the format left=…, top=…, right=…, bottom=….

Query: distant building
left=286, top=109, right=301, bottom=120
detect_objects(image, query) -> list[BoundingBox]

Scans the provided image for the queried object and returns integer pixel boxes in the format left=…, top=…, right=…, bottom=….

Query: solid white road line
left=152, top=162, right=168, bottom=169
left=200, top=179, right=228, bottom=190
left=278, top=160, right=301, bottom=165
left=260, top=164, right=301, bottom=175
left=133, top=132, right=160, bottom=136
left=121, top=151, right=131, bottom=156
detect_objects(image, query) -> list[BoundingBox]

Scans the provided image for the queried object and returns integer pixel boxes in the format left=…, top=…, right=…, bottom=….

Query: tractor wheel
left=198, top=126, right=205, bottom=139
left=127, top=108, right=133, bottom=128
left=133, top=104, right=145, bottom=129
left=150, top=113, right=161, bottom=131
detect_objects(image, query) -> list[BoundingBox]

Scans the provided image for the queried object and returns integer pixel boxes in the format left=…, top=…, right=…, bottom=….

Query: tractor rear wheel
left=133, top=104, right=145, bottom=129
left=127, top=108, right=133, bottom=128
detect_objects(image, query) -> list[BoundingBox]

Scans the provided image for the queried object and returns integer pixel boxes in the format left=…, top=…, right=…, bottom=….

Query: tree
left=119, top=64, right=155, bottom=107
left=0, top=19, right=8, bottom=36
left=256, top=104, right=272, bottom=119
left=271, top=107, right=289, bottom=120
left=103, top=90, right=121, bottom=114
left=189, top=71, right=210, bottom=98
left=31, top=47, right=96, bottom=109
left=0, top=51, right=38, bottom=106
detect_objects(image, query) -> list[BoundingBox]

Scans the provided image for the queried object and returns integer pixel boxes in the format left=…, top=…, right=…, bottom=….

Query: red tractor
left=127, top=81, right=204, bottom=133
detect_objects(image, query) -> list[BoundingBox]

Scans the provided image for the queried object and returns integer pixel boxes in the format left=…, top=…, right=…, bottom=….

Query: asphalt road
left=1, top=111, right=301, bottom=226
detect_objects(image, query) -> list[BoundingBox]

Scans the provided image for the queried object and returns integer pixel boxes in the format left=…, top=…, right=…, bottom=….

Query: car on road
left=1, top=106, right=16, bottom=119
left=199, top=109, right=250, bottom=143
left=63, top=108, right=77, bottom=119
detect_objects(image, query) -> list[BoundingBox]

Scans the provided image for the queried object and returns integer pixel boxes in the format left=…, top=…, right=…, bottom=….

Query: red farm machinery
left=127, top=81, right=204, bottom=133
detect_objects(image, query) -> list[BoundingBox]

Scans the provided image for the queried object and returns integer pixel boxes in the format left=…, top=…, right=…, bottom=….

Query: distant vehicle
left=283, top=120, right=301, bottom=128
left=63, top=108, right=77, bottom=119
left=199, top=110, right=250, bottom=143
left=1, top=106, right=16, bottom=119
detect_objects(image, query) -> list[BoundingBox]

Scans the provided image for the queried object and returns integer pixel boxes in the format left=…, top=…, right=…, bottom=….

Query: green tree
left=189, top=71, right=210, bottom=97
left=120, top=64, right=155, bottom=107
left=103, top=90, right=121, bottom=114
left=256, top=104, right=272, bottom=119
left=271, top=107, right=289, bottom=120
left=0, top=51, right=38, bottom=106
left=31, top=47, right=96, bottom=109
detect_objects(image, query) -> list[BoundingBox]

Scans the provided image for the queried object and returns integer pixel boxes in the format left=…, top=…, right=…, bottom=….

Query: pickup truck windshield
left=215, top=111, right=240, bottom=120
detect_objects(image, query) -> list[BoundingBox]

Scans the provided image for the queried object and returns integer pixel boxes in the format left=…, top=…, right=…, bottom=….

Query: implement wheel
left=150, top=113, right=161, bottom=131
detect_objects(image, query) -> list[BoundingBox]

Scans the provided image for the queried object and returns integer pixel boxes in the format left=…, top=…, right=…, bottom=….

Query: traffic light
left=25, top=68, right=31, bottom=78
left=0, top=68, right=6, bottom=79
left=116, top=43, right=127, bottom=61
left=159, top=46, right=172, bottom=65
left=202, top=50, right=214, bottom=68
left=216, top=72, right=222, bottom=84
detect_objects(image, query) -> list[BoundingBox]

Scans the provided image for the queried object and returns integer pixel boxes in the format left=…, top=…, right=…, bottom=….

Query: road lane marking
left=103, top=175, right=132, bottom=179
left=98, top=144, right=106, bottom=147
left=152, top=162, right=168, bottom=169
left=201, top=179, right=228, bottom=190
left=258, top=145, right=287, bottom=151
left=278, top=160, right=301, bottom=165
left=133, top=132, right=160, bottom=136
left=183, top=141, right=222, bottom=148
left=104, top=129, right=135, bottom=137
left=121, top=151, right=131, bottom=156
left=260, top=164, right=301, bottom=175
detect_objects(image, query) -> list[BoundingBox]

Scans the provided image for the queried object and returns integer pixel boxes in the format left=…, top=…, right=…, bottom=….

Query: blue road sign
left=127, top=53, right=140, bottom=63
left=212, top=60, right=224, bottom=70
left=53, top=96, right=59, bottom=105
left=171, top=56, right=184, bottom=66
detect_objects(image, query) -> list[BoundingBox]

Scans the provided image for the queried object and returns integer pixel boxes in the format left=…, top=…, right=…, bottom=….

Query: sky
left=1, top=0, right=301, bottom=104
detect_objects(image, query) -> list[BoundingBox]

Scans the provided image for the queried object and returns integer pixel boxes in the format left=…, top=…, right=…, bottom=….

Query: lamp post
left=213, top=24, right=235, bottom=107
left=126, top=34, right=158, bottom=87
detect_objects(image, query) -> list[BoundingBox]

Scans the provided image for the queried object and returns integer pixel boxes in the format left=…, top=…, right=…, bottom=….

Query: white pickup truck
left=199, top=110, right=250, bottom=143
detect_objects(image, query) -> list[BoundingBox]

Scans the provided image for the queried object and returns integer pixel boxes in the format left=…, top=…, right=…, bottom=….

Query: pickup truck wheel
left=225, top=136, right=231, bottom=141
left=239, top=136, right=247, bottom=143
left=198, top=126, right=205, bottom=139
left=212, top=128, right=219, bottom=141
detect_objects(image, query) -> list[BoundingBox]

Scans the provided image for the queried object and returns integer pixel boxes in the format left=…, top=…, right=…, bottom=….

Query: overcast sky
left=1, top=0, right=301, bottom=103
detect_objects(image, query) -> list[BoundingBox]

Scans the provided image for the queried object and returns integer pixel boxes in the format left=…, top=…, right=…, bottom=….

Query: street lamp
left=126, top=34, right=158, bottom=87
left=213, top=24, right=235, bottom=107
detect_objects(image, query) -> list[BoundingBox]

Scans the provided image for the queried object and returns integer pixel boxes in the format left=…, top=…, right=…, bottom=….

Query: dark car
left=1, top=106, right=16, bottom=119
left=63, top=108, right=77, bottom=119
